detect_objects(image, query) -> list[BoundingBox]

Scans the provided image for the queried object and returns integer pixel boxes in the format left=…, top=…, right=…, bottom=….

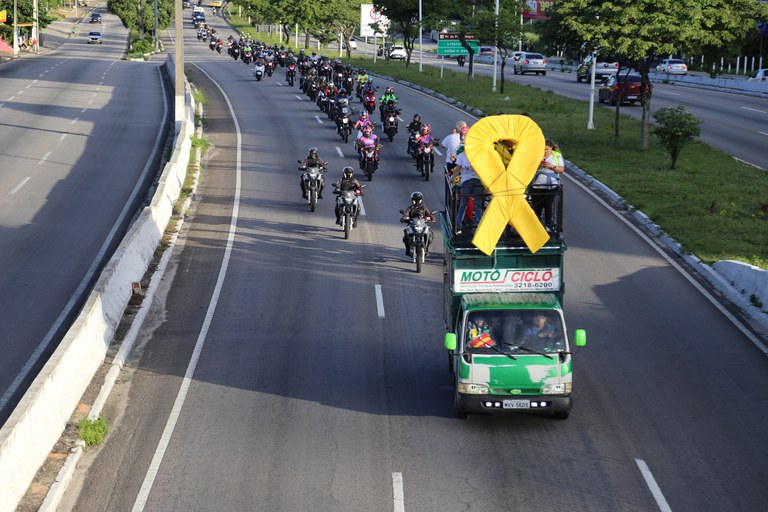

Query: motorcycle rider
left=400, top=191, right=435, bottom=256
left=354, top=111, right=373, bottom=149
left=333, top=166, right=362, bottom=226
left=379, top=86, right=398, bottom=122
left=298, top=147, right=327, bottom=199
left=414, top=124, right=438, bottom=172
left=407, top=114, right=422, bottom=155
left=358, top=124, right=381, bottom=168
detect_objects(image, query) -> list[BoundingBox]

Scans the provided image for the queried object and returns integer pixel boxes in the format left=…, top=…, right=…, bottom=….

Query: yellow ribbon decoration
left=464, top=115, right=549, bottom=255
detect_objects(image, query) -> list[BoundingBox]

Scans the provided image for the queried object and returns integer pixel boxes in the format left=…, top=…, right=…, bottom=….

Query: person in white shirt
left=449, top=127, right=484, bottom=234
left=441, top=120, right=467, bottom=172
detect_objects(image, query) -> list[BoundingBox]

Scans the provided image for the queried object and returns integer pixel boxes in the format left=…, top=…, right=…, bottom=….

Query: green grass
left=78, top=417, right=108, bottom=447
left=343, top=56, right=768, bottom=268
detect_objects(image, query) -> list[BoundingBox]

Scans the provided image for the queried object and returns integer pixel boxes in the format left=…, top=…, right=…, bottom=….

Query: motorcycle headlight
left=542, top=383, right=571, bottom=395
left=389, top=117, right=395, bottom=122
left=458, top=383, right=489, bottom=395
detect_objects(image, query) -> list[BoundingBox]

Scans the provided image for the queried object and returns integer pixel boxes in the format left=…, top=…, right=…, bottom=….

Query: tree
left=652, top=105, right=701, bottom=170
left=552, top=0, right=768, bottom=151
left=472, top=0, right=524, bottom=93
left=374, top=0, right=449, bottom=67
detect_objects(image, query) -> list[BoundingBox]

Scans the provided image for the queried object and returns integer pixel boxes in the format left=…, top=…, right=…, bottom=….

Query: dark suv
left=89, top=13, right=101, bottom=23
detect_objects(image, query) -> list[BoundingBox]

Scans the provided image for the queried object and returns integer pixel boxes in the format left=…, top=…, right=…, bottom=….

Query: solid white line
left=658, top=90, right=681, bottom=96
left=392, top=472, right=405, bottom=512
left=315, top=115, right=323, bottom=124
left=335, top=146, right=344, bottom=158
left=741, top=106, right=766, bottom=114
left=375, top=284, right=385, bottom=318
left=39, top=151, right=51, bottom=165
left=635, top=459, right=672, bottom=512
left=733, top=156, right=764, bottom=170
left=10, top=177, right=30, bottom=195
left=131, top=64, right=242, bottom=512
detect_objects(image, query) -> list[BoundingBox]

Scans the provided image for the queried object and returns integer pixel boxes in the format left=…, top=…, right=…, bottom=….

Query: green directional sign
left=437, top=33, right=479, bottom=56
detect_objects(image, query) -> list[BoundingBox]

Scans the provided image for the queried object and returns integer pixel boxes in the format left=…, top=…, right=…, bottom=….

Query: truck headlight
left=542, top=383, right=571, bottom=395
left=458, top=383, right=489, bottom=395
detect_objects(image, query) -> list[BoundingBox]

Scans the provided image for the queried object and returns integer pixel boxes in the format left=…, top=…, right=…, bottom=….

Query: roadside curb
left=370, top=70, right=768, bottom=340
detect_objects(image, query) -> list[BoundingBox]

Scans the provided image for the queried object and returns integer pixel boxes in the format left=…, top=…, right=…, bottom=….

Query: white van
left=192, top=5, right=205, bottom=14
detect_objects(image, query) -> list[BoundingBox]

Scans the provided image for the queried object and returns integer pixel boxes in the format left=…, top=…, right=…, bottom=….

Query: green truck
left=440, top=181, right=586, bottom=420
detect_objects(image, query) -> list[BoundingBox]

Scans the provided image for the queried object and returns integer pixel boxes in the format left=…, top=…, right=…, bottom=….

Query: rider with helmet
left=298, top=147, right=327, bottom=199
left=400, top=191, right=435, bottom=256
left=379, top=86, right=398, bottom=122
left=415, top=124, right=438, bottom=173
left=407, top=114, right=422, bottom=155
left=333, top=167, right=363, bottom=226
left=358, top=125, right=381, bottom=167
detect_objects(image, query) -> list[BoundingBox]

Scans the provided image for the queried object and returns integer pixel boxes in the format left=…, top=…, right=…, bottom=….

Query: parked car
left=388, top=45, right=407, bottom=60
left=347, top=37, right=358, bottom=50
left=89, top=13, right=101, bottom=23
left=513, top=52, right=547, bottom=76
left=656, top=58, right=688, bottom=75
left=182, top=0, right=190, bottom=7
left=748, top=69, right=767, bottom=82
left=598, top=73, right=644, bottom=105
left=576, top=54, right=619, bottom=82
left=86, top=31, right=102, bottom=44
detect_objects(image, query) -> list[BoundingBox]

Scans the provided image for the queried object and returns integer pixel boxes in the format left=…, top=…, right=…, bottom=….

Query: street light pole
left=492, top=0, right=499, bottom=92
left=418, top=0, right=423, bottom=72
left=587, top=51, right=597, bottom=129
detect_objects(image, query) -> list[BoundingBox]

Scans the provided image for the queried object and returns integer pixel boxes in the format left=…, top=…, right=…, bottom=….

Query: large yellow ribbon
left=464, top=115, right=549, bottom=255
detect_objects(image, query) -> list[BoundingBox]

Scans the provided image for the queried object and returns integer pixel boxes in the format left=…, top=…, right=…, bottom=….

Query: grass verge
left=78, top=417, right=108, bottom=447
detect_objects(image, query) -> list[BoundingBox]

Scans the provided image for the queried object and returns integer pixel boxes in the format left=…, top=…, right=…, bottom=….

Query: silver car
left=656, top=59, right=688, bottom=75
left=513, top=52, right=548, bottom=76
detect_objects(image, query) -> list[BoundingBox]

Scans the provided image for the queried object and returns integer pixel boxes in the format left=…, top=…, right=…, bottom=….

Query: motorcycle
left=416, top=139, right=438, bottom=181
left=337, top=186, right=365, bottom=239
left=265, top=59, right=275, bottom=77
left=216, top=41, right=223, bottom=54
left=363, top=91, right=377, bottom=115
left=336, top=104, right=353, bottom=143
left=383, top=109, right=399, bottom=142
left=286, top=63, right=296, bottom=86
left=400, top=210, right=436, bottom=273
left=254, top=61, right=265, bottom=81
left=407, top=129, right=419, bottom=157
left=209, top=38, right=216, bottom=51
left=359, top=144, right=380, bottom=181
left=243, top=50, right=252, bottom=65
left=298, top=162, right=327, bottom=212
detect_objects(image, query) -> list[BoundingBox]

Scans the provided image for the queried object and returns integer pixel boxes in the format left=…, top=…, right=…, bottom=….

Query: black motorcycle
left=401, top=210, right=436, bottom=273
left=299, top=162, right=327, bottom=212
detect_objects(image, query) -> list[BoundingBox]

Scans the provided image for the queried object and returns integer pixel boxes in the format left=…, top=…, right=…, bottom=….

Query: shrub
left=651, top=106, right=702, bottom=170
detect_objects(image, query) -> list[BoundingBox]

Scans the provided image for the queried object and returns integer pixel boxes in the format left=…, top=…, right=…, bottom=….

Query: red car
left=598, top=73, right=644, bottom=105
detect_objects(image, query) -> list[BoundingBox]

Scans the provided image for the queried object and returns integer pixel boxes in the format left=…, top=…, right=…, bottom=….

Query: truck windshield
left=464, top=310, right=564, bottom=354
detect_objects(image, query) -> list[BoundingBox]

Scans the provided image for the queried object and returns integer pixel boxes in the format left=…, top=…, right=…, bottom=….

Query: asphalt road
left=62, top=14, right=768, bottom=512
left=0, top=10, right=168, bottom=422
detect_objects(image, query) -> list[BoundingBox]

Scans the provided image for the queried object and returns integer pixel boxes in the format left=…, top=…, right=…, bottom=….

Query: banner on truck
left=453, top=268, right=561, bottom=293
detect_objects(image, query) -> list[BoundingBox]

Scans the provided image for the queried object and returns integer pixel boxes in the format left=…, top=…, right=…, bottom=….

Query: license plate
left=627, top=96, right=638, bottom=99
left=502, top=399, right=530, bottom=409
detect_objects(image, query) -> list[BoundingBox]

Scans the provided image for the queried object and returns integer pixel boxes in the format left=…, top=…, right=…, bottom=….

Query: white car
left=748, top=69, right=767, bottom=82
left=656, top=59, right=688, bottom=75
left=347, top=37, right=358, bottom=50
left=388, top=45, right=407, bottom=60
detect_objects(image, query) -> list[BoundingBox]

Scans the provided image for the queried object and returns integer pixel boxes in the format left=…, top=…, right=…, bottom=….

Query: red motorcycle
left=416, top=138, right=439, bottom=181
left=359, top=143, right=381, bottom=181
left=363, top=90, right=377, bottom=115
left=286, top=63, right=296, bottom=87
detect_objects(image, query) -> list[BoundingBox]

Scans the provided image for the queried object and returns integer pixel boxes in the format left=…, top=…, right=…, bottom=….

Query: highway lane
left=0, top=11, right=169, bottom=421
left=420, top=53, right=768, bottom=170
left=64, top=18, right=768, bottom=512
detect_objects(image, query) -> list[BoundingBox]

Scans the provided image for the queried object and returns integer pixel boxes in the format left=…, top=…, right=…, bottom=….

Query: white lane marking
left=70, top=117, right=79, bottom=125
left=433, top=147, right=443, bottom=156
left=375, top=285, right=385, bottom=318
left=392, top=472, right=405, bottom=512
left=733, top=156, right=764, bottom=170
left=759, top=131, right=768, bottom=137
left=58, top=133, right=67, bottom=142
left=657, top=90, right=681, bottom=96
left=81, top=108, right=88, bottom=113
left=0, top=67, right=169, bottom=413
left=276, top=82, right=283, bottom=86
left=132, top=64, right=242, bottom=512
left=397, top=115, right=404, bottom=122
left=294, top=94, right=303, bottom=100
left=8, top=96, right=15, bottom=101
left=39, top=151, right=51, bottom=165
left=10, top=177, right=31, bottom=195
left=315, top=115, right=323, bottom=124
left=635, top=459, right=672, bottom=512
left=17, top=90, right=24, bottom=95
left=741, top=106, right=766, bottom=114
left=335, top=146, right=344, bottom=158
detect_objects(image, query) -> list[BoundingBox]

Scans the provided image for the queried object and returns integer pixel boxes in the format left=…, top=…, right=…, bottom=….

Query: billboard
left=523, top=0, right=553, bottom=20
left=360, top=3, right=390, bottom=37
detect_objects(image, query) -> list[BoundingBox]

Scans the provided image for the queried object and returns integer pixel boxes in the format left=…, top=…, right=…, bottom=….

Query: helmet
left=342, top=166, right=354, bottom=179
left=339, top=88, right=347, bottom=95
left=363, top=125, right=373, bottom=134
left=413, top=114, right=421, bottom=121
left=308, top=147, right=318, bottom=158
left=299, top=48, right=305, bottom=54
left=460, top=126, right=469, bottom=136
left=410, top=191, right=424, bottom=206
left=360, top=111, right=368, bottom=119
left=420, top=124, right=431, bottom=135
